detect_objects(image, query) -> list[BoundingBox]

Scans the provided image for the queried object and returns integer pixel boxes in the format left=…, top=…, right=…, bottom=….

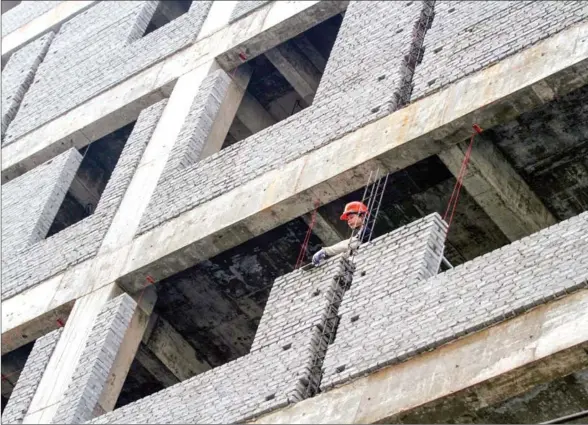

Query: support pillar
left=438, top=136, right=557, bottom=241
left=265, top=41, right=322, bottom=104
left=235, top=92, right=276, bottom=134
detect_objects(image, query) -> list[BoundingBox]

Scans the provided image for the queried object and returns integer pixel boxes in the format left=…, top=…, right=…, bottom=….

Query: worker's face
left=347, top=213, right=364, bottom=229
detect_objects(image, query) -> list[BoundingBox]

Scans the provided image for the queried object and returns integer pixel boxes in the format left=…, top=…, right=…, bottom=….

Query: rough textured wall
left=89, top=258, right=353, bottom=424
left=321, top=212, right=588, bottom=391
left=161, top=69, right=232, bottom=176
left=1, top=101, right=166, bottom=300
left=1, top=329, right=63, bottom=425
left=1, top=1, right=61, bottom=37
left=3, top=0, right=212, bottom=145
left=229, top=0, right=271, bottom=23
left=1, top=33, right=54, bottom=138
left=1, top=148, right=81, bottom=257
left=53, top=295, right=137, bottom=425
left=138, top=0, right=430, bottom=235
left=412, top=1, right=588, bottom=100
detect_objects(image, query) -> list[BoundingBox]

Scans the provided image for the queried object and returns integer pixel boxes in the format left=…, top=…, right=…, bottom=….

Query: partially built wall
left=2, top=1, right=588, bottom=424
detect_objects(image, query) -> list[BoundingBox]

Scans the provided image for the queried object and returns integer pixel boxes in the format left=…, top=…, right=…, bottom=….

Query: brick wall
left=1, top=329, right=63, bottom=425
left=52, top=294, right=138, bottom=424
left=1, top=33, right=54, bottom=138
left=321, top=212, right=588, bottom=391
left=229, top=1, right=271, bottom=23
left=1, top=148, right=81, bottom=257
left=1, top=1, right=60, bottom=37
left=1, top=101, right=166, bottom=300
left=89, top=258, right=353, bottom=424
left=138, top=0, right=430, bottom=235
left=3, top=1, right=212, bottom=146
left=412, top=1, right=588, bottom=100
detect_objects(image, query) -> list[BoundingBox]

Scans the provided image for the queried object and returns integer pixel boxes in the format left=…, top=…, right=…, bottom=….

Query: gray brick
left=3, top=1, right=213, bottom=145
left=1, top=1, right=61, bottom=38
left=1, top=148, right=81, bottom=257
left=320, top=212, right=588, bottom=391
left=1, top=101, right=166, bottom=300
left=412, top=1, right=588, bottom=100
left=52, top=294, right=137, bottom=424
left=138, top=1, right=431, bottom=235
left=1, top=329, right=63, bottom=425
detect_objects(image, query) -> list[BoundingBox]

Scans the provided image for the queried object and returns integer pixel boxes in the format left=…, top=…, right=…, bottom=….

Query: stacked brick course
left=53, top=294, right=138, bottom=425
left=89, top=257, right=353, bottom=424
left=1, top=101, right=166, bottom=300
left=138, top=0, right=430, bottom=235
left=412, top=1, right=588, bottom=100
left=1, top=33, right=54, bottom=138
left=1, top=329, right=63, bottom=425
left=321, top=212, right=588, bottom=391
left=3, top=1, right=212, bottom=145
left=1, top=1, right=60, bottom=37
left=1, top=148, right=81, bottom=257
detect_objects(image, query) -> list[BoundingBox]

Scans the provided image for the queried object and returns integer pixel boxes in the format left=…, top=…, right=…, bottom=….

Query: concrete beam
left=438, top=136, right=557, bottom=241
left=265, top=41, right=322, bottom=104
left=142, top=315, right=211, bottom=382
left=236, top=92, right=276, bottom=134
left=303, top=212, right=346, bottom=246
left=250, top=289, right=588, bottom=424
left=1, top=1, right=97, bottom=58
left=135, top=345, right=180, bottom=388
left=292, top=34, right=327, bottom=73
left=1, top=0, right=346, bottom=182
left=3, top=19, right=587, bottom=339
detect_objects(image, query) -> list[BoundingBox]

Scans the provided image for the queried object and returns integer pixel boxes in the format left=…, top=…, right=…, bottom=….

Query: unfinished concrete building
left=1, top=1, right=588, bottom=423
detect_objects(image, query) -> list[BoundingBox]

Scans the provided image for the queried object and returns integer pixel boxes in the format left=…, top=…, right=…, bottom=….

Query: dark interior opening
left=46, top=121, right=136, bottom=237
left=142, top=0, right=193, bottom=37
left=221, top=13, right=344, bottom=150
left=1, top=341, right=34, bottom=414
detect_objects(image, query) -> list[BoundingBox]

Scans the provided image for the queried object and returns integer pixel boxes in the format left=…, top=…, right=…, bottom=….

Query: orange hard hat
left=340, top=201, right=368, bottom=220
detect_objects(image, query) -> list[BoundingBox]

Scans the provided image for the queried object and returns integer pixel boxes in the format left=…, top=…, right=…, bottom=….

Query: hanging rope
left=443, top=124, right=483, bottom=230
left=295, top=201, right=319, bottom=269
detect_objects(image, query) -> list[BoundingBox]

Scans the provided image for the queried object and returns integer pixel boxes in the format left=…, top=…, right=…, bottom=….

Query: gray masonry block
left=1, top=100, right=167, bottom=300
left=1, top=148, right=81, bottom=257
left=52, top=294, right=138, bottom=425
left=138, top=0, right=432, bottom=235
left=320, top=212, right=588, bottom=391
left=3, top=1, right=213, bottom=146
left=1, top=328, right=63, bottom=425
left=88, top=255, right=354, bottom=424
left=229, top=1, right=271, bottom=24
left=412, top=1, right=588, bottom=100
left=1, top=32, right=54, bottom=139
left=1, top=1, right=61, bottom=37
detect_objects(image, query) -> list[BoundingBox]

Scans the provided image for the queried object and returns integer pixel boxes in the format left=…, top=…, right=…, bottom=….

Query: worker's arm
left=322, top=237, right=359, bottom=257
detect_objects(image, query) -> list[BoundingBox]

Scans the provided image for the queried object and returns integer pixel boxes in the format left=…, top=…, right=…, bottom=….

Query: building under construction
left=1, top=1, right=588, bottom=423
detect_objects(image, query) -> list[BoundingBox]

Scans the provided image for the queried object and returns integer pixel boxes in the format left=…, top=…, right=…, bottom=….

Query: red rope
left=443, top=124, right=483, bottom=230
left=295, top=202, right=319, bottom=269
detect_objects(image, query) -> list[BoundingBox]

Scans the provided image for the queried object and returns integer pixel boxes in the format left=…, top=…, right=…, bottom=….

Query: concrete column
left=135, top=345, right=179, bottom=388
left=438, top=136, right=557, bottom=241
left=50, top=293, right=150, bottom=424
left=99, top=61, right=223, bottom=253
left=265, top=41, right=322, bottom=104
left=292, top=34, right=327, bottom=73
left=141, top=315, right=211, bottom=382
left=235, top=92, right=276, bottom=134
left=303, top=212, right=347, bottom=246
left=21, top=283, right=123, bottom=424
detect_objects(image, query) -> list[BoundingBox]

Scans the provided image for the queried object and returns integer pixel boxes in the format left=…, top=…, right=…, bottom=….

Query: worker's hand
left=312, top=249, right=327, bottom=266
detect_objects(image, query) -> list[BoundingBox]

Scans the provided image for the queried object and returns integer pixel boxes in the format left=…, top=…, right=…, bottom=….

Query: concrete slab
left=251, top=290, right=588, bottom=424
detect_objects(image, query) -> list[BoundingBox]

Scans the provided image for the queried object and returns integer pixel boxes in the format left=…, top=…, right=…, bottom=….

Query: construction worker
left=312, top=201, right=371, bottom=266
